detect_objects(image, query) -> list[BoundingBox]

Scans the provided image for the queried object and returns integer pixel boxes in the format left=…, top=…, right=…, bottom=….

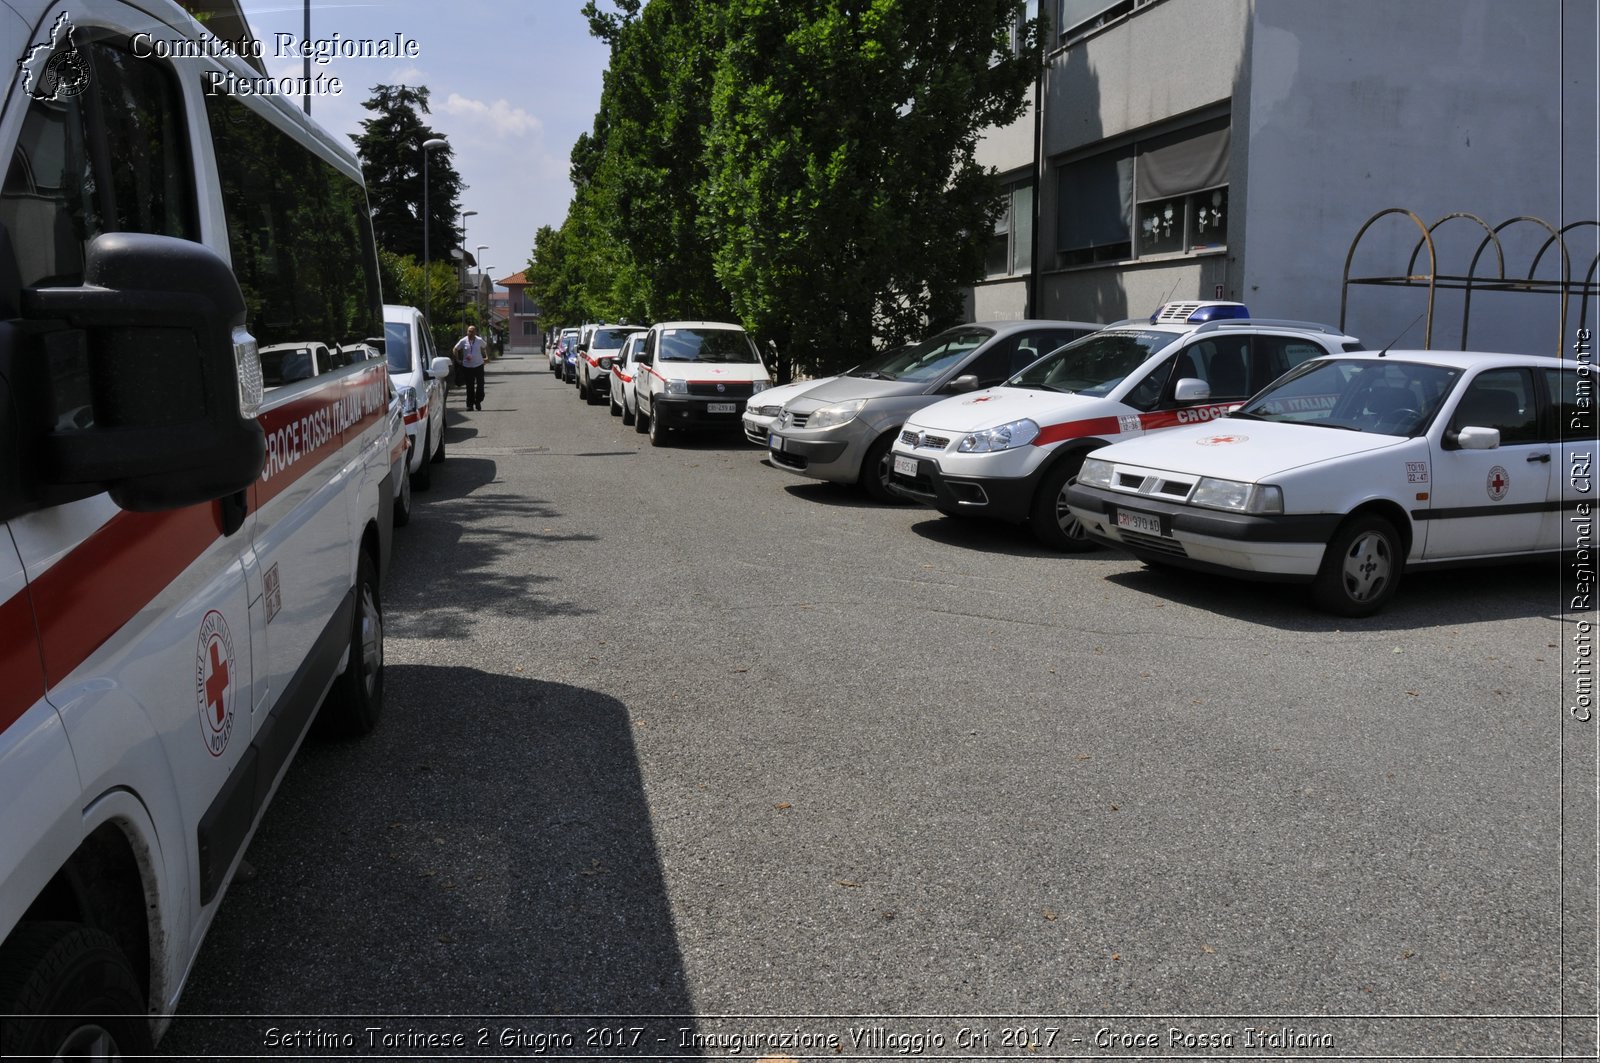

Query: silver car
left=766, top=321, right=1099, bottom=500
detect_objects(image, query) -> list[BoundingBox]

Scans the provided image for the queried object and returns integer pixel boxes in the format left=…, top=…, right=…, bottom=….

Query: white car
left=609, top=332, right=649, bottom=424
left=743, top=376, right=836, bottom=445
left=551, top=327, right=581, bottom=377
left=384, top=304, right=453, bottom=491
left=579, top=325, right=646, bottom=405
left=385, top=376, right=413, bottom=527
left=888, top=302, right=1361, bottom=548
left=633, top=321, right=772, bottom=446
left=1065, top=349, right=1588, bottom=615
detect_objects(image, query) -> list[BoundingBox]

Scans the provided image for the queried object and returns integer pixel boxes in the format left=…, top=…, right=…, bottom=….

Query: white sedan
left=741, top=376, right=836, bottom=445
left=1065, top=350, right=1589, bottom=615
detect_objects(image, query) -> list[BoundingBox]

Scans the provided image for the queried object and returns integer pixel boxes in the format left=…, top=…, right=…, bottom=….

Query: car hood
left=905, top=386, right=1109, bottom=433
left=758, top=376, right=837, bottom=408
left=787, top=374, right=928, bottom=409
left=1091, top=419, right=1413, bottom=481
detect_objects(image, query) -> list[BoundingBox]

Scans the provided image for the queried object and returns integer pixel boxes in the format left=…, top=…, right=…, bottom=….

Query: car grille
left=753, top=405, right=782, bottom=417
left=900, top=429, right=951, bottom=450
left=1113, top=472, right=1196, bottom=501
left=1119, top=530, right=1188, bottom=557
left=688, top=381, right=755, bottom=398
left=784, top=411, right=810, bottom=429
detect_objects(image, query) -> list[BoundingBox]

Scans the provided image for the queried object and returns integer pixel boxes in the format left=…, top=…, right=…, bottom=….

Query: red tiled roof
left=497, top=271, right=528, bottom=286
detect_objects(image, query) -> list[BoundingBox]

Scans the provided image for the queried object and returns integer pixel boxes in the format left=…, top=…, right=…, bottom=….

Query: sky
left=238, top=1, right=612, bottom=288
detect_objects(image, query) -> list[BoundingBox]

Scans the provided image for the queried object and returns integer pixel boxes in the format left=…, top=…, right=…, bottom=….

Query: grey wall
left=1239, top=0, right=1598, bottom=356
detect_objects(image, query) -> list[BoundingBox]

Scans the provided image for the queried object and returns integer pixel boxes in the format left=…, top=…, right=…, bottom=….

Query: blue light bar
left=1187, top=303, right=1250, bottom=323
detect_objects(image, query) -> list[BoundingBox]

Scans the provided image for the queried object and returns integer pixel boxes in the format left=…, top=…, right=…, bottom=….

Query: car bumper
left=743, top=413, right=777, bottom=446
left=766, top=429, right=860, bottom=481
left=651, top=395, right=747, bottom=430
left=885, top=453, right=1036, bottom=522
left=403, top=419, right=426, bottom=473
left=1065, top=483, right=1340, bottom=580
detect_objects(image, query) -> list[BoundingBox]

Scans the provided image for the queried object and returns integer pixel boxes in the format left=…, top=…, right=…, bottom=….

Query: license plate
left=893, top=455, right=918, bottom=478
left=1116, top=509, right=1163, bottom=537
left=708, top=402, right=736, bottom=414
left=769, top=433, right=784, bottom=452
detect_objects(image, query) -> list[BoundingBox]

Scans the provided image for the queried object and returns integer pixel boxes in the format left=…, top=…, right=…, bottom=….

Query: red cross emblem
left=1487, top=465, right=1509, bottom=501
left=196, top=611, right=236, bottom=757
left=205, top=641, right=230, bottom=725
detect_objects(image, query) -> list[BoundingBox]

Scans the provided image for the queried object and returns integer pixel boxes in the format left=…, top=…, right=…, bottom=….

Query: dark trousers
left=460, top=363, right=485, bottom=408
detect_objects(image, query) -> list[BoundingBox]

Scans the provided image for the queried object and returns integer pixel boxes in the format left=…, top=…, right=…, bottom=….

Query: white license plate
left=708, top=402, right=737, bottom=414
left=1116, top=509, right=1163, bottom=537
left=769, top=433, right=784, bottom=452
left=893, top=455, right=918, bottom=478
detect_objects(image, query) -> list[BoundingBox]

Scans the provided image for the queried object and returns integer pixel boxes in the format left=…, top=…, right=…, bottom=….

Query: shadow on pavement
left=162, top=667, right=700, bottom=1055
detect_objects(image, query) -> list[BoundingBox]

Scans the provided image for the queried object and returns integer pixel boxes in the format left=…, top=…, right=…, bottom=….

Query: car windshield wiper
left=1229, top=411, right=1267, bottom=421
left=850, top=370, right=890, bottom=379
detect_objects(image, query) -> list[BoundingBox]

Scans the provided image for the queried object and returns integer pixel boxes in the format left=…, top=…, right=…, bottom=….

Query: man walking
left=454, top=325, right=487, bottom=411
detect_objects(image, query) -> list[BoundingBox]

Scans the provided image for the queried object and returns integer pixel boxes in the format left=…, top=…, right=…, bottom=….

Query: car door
left=1424, top=366, right=1552, bottom=559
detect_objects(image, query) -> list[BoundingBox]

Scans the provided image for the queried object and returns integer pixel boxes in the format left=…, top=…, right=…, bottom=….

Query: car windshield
left=592, top=327, right=641, bottom=349
left=1236, top=358, right=1462, bottom=435
left=1004, top=330, right=1177, bottom=396
left=658, top=327, right=761, bottom=363
left=383, top=321, right=413, bottom=373
left=847, top=329, right=992, bottom=383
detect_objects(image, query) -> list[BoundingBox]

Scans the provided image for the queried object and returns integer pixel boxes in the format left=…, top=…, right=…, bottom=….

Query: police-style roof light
left=1149, top=301, right=1251, bottom=325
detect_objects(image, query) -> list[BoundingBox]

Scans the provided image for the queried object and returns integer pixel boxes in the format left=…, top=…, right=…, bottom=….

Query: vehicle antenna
left=1376, top=310, right=1427, bottom=358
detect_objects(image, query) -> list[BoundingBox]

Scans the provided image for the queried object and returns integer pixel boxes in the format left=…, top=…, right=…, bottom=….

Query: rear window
left=592, top=327, right=641, bottom=349
left=384, top=320, right=413, bottom=373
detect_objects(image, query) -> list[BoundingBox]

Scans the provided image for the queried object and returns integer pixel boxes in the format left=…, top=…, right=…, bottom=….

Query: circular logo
left=41, top=49, right=90, bottom=99
left=716, top=383, right=726, bottom=393
left=195, top=611, right=237, bottom=758
left=1487, top=465, right=1510, bottom=502
left=1196, top=434, right=1250, bottom=446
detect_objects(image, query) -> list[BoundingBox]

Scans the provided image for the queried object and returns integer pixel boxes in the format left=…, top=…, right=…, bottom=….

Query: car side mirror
left=948, top=374, right=979, bottom=393
left=18, top=232, right=264, bottom=515
left=1173, top=377, right=1212, bottom=404
left=1451, top=425, right=1501, bottom=450
left=638, top=352, right=653, bottom=366
left=428, top=356, right=453, bottom=380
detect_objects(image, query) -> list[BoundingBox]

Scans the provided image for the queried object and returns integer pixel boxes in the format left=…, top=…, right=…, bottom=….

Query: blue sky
left=239, top=1, right=611, bottom=286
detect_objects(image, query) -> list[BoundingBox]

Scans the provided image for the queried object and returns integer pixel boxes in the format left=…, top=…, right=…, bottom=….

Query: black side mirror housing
left=20, top=232, right=265, bottom=513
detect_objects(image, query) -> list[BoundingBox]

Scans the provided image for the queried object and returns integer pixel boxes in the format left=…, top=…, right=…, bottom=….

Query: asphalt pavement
left=161, top=352, right=1594, bottom=1060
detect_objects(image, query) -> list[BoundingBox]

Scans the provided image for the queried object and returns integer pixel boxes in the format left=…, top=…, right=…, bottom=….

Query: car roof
left=652, top=320, right=749, bottom=331
left=382, top=304, right=422, bottom=320
left=1313, top=349, right=1570, bottom=369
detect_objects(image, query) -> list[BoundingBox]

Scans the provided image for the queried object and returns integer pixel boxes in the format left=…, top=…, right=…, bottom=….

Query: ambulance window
left=1448, top=368, right=1539, bottom=444
left=205, top=93, right=382, bottom=359
left=1546, top=368, right=1591, bottom=441
left=0, top=39, right=195, bottom=289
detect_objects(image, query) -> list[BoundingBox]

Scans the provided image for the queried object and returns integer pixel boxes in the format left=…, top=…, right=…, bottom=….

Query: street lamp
left=458, top=211, right=477, bottom=329
left=420, top=137, right=449, bottom=328
left=480, top=267, right=496, bottom=351
left=475, top=244, right=489, bottom=322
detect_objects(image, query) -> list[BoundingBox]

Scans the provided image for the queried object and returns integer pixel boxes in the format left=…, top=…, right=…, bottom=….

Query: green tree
left=354, top=85, right=463, bottom=261
left=703, top=0, right=1043, bottom=376
left=379, top=250, right=460, bottom=355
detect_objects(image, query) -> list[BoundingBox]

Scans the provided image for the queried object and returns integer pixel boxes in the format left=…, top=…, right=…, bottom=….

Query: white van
left=0, top=3, right=392, bottom=1052
left=632, top=321, right=771, bottom=446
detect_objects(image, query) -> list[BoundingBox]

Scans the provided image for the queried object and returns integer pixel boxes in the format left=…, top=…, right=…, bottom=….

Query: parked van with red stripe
left=633, top=321, right=772, bottom=446
left=0, top=3, right=390, bottom=1052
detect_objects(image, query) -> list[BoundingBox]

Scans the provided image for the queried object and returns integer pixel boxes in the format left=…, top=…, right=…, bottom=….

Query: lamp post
left=459, top=210, right=477, bottom=329
left=480, top=266, right=496, bottom=349
left=475, top=244, right=489, bottom=327
left=420, top=137, right=449, bottom=328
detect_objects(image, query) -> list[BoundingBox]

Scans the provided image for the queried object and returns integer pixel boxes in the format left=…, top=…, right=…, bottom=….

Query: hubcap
left=56, top=1023, right=121, bottom=1060
left=1054, top=479, right=1086, bottom=540
left=1341, top=530, right=1392, bottom=602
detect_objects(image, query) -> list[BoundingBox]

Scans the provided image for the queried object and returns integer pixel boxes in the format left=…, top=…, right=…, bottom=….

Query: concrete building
left=972, top=0, right=1598, bottom=357
left=498, top=271, right=542, bottom=353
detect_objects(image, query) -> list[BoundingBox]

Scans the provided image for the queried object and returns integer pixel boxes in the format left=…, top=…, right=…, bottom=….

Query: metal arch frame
left=1341, top=207, right=1599, bottom=358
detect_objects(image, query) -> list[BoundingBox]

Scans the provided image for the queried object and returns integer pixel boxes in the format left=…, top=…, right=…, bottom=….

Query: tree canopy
left=535, top=1, right=1042, bottom=378
left=354, top=84, right=464, bottom=262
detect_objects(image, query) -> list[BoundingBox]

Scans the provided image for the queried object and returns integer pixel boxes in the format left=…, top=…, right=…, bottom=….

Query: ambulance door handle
left=1526, top=452, right=1551, bottom=464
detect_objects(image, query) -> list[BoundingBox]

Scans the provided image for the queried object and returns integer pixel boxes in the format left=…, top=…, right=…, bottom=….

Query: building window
left=986, top=180, right=1034, bottom=278
left=522, top=321, right=538, bottom=337
left=1059, top=0, right=1158, bottom=44
left=1056, top=116, right=1229, bottom=267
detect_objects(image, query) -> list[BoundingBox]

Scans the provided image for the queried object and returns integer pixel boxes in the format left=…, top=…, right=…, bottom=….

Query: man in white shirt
left=453, top=325, right=488, bottom=411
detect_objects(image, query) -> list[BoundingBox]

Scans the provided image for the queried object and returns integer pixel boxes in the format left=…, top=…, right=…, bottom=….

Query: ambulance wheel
left=1312, top=514, right=1401, bottom=617
left=609, top=390, right=622, bottom=417
left=0, top=922, right=152, bottom=1060
left=1029, top=454, right=1094, bottom=552
left=393, top=465, right=412, bottom=528
left=625, top=396, right=639, bottom=428
left=411, top=431, right=433, bottom=491
left=431, top=425, right=446, bottom=463
left=318, top=551, right=384, bottom=737
left=860, top=434, right=904, bottom=504
left=577, top=376, right=589, bottom=401
left=648, top=403, right=668, bottom=446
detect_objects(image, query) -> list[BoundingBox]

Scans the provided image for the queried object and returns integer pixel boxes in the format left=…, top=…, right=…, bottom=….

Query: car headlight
left=751, top=380, right=770, bottom=394
left=1078, top=457, right=1113, bottom=488
left=806, top=399, right=867, bottom=430
left=1190, top=477, right=1284, bottom=514
left=395, top=384, right=419, bottom=416
left=957, top=418, right=1039, bottom=453
left=665, top=379, right=689, bottom=395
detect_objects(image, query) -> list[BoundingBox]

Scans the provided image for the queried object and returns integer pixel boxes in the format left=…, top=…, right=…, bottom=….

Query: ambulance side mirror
left=1174, top=378, right=1212, bottom=404
left=429, top=356, right=453, bottom=380
left=22, top=232, right=265, bottom=513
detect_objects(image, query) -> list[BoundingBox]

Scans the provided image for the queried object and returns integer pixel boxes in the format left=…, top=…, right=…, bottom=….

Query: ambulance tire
left=393, top=463, right=412, bottom=528
left=411, top=431, right=432, bottom=492
left=318, top=551, right=384, bottom=737
left=0, top=921, right=152, bottom=1059
left=431, top=425, right=446, bottom=463
left=609, top=389, right=622, bottom=417
left=648, top=402, right=669, bottom=446
left=628, top=396, right=643, bottom=430
left=1029, top=454, right=1095, bottom=552
left=1311, top=513, right=1401, bottom=617
left=577, top=375, right=588, bottom=401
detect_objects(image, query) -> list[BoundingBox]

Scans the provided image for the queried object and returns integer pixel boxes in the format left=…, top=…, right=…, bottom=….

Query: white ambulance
left=887, top=302, right=1361, bottom=549
left=1, top=2, right=391, bottom=1052
left=632, top=321, right=771, bottom=446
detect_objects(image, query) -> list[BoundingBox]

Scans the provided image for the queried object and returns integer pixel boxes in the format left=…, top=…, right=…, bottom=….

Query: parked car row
left=554, top=302, right=1583, bottom=616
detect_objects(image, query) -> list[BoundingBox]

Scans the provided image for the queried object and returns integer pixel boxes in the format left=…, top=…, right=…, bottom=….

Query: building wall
left=1239, top=0, right=1597, bottom=357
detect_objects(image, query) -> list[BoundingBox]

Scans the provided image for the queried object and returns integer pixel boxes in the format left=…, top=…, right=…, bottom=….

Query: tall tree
left=703, top=0, right=1043, bottom=375
left=353, top=85, right=463, bottom=261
